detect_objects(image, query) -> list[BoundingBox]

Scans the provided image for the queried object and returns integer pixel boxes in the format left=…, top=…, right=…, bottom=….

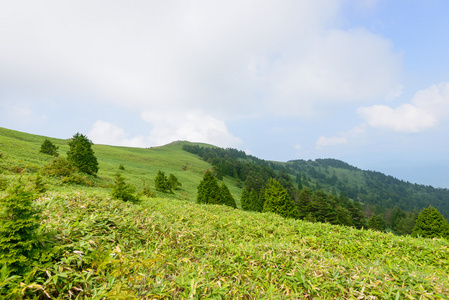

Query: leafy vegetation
left=67, top=132, right=99, bottom=175
left=39, top=139, right=59, bottom=157
left=1, top=127, right=449, bottom=298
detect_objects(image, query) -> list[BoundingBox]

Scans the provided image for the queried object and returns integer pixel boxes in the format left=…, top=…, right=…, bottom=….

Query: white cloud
left=0, top=0, right=401, bottom=121
left=294, top=144, right=302, bottom=151
left=315, top=125, right=366, bottom=149
left=358, top=82, right=449, bottom=132
left=141, top=110, right=242, bottom=148
left=316, top=136, right=347, bottom=149
left=88, top=121, right=146, bottom=147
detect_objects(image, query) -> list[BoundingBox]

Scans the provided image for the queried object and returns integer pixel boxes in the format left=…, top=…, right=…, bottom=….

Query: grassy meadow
left=1, top=127, right=449, bottom=299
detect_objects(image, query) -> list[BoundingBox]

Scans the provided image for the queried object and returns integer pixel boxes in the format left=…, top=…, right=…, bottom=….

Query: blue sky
left=1, top=1, right=449, bottom=187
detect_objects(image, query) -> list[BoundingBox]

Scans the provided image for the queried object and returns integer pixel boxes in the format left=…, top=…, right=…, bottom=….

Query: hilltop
left=1, top=127, right=449, bottom=298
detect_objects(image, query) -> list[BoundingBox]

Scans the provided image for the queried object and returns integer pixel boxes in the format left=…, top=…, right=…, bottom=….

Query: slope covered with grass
left=1, top=127, right=449, bottom=298
left=3, top=190, right=448, bottom=299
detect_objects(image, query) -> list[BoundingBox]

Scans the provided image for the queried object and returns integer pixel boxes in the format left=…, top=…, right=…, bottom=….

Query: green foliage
left=240, top=187, right=250, bottom=211
left=154, top=170, right=172, bottom=193
left=3, top=192, right=445, bottom=299
left=33, top=174, right=46, bottom=193
left=168, top=173, right=182, bottom=190
left=412, top=206, right=449, bottom=239
left=118, top=164, right=125, bottom=170
left=263, top=178, right=298, bottom=219
left=368, top=214, right=387, bottom=232
left=111, top=173, right=138, bottom=202
left=140, top=180, right=156, bottom=197
left=219, top=182, right=236, bottom=208
left=43, top=157, right=76, bottom=177
left=67, top=132, right=99, bottom=175
left=0, top=175, right=8, bottom=191
left=0, top=180, right=41, bottom=275
left=39, top=139, right=59, bottom=156
left=197, top=170, right=220, bottom=204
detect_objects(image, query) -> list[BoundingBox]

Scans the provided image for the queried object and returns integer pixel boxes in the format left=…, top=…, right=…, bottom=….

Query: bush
left=111, top=173, right=138, bottom=202
left=39, top=139, right=59, bottom=157
left=67, top=133, right=99, bottom=175
left=154, top=170, right=171, bottom=193
left=119, top=164, right=125, bottom=171
left=0, top=179, right=41, bottom=275
left=42, top=157, right=76, bottom=177
left=140, top=180, right=156, bottom=197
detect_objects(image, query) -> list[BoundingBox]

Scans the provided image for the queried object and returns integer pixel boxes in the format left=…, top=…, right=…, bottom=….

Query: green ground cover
left=1, top=127, right=449, bottom=299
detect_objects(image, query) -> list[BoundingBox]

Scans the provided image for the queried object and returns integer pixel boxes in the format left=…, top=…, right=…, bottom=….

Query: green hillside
left=1, top=127, right=449, bottom=298
left=0, top=127, right=241, bottom=202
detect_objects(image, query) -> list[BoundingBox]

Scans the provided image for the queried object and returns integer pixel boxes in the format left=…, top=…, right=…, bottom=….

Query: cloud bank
left=358, top=82, right=449, bottom=132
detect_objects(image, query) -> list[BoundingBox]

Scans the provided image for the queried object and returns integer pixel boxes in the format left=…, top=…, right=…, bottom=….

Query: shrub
left=197, top=170, right=220, bottom=204
left=0, top=179, right=41, bottom=275
left=33, top=174, right=46, bottom=193
left=61, top=174, right=89, bottom=185
left=140, top=180, right=156, bottom=197
left=39, top=139, right=59, bottom=157
left=119, top=164, right=125, bottom=171
left=42, top=157, right=76, bottom=177
left=67, top=133, right=98, bottom=175
left=412, top=206, right=449, bottom=239
left=111, top=173, right=138, bottom=202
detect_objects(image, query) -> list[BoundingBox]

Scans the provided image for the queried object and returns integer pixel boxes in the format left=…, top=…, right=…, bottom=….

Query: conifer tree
left=349, top=201, right=367, bottom=229
left=412, top=206, right=449, bottom=239
left=167, top=173, right=182, bottom=191
left=249, top=189, right=262, bottom=212
left=240, top=187, right=250, bottom=211
left=219, top=182, right=236, bottom=208
left=197, top=170, right=220, bottom=204
left=297, top=189, right=313, bottom=219
left=112, top=173, right=137, bottom=202
left=262, top=178, right=298, bottom=219
left=39, top=139, right=59, bottom=156
left=0, top=180, right=41, bottom=274
left=368, top=214, right=386, bottom=232
left=154, top=170, right=171, bottom=193
left=67, top=133, right=98, bottom=175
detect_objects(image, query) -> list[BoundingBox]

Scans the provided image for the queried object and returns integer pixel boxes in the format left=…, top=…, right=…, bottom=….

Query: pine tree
left=249, top=189, right=262, bottom=212
left=297, top=189, right=313, bottom=219
left=219, top=182, right=236, bottom=208
left=349, top=201, right=367, bottom=229
left=197, top=170, right=220, bottom=204
left=240, top=187, right=250, bottom=211
left=262, top=178, right=298, bottom=219
left=0, top=180, right=41, bottom=274
left=368, top=214, right=386, bottom=232
left=154, top=170, right=171, bottom=193
left=67, top=133, right=98, bottom=175
left=39, top=139, right=59, bottom=156
left=111, top=173, right=137, bottom=202
left=412, top=206, right=449, bottom=239
left=168, top=173, right=182, bottom=191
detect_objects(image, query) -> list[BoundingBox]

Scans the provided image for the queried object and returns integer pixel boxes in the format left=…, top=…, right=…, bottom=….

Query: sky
left=1, top=1, right=449, bottom=187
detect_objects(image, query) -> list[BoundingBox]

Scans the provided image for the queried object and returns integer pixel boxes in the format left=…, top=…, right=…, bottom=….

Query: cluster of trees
left=241, top=182, right=368, bottom=229
left=197, top=170, right=236, bottom=208
left=41, top=133, right=99, bottom=176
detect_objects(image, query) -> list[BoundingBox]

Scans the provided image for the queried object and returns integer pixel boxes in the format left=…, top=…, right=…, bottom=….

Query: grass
left=1, top=127, right=449, bottom=298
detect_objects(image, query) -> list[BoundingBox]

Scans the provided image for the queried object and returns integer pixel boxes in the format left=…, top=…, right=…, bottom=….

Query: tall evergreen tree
left=412, top=206, right=449, bottom=239
left=197, top=170, right=220, bottom=204
left=67, top=133, right=98, bottom=175
left=240, top=187, right=250, bottom=211
left=219, top=182, right=236, bottom=208
left=263, top=178, right=298, bottom=219
left=250, top=189, right=262, bottom=212
left=368, top=214, right=387, bottom=232
left=349, top=201, right=367, bottom=229
left=297, top=189, right=313, bottom=219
